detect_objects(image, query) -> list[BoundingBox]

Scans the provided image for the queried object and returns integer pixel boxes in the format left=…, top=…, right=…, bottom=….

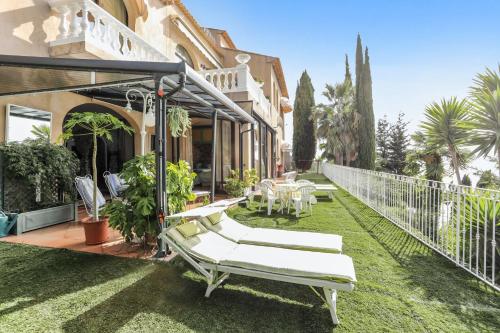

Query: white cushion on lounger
left=200, top=213, right=342, bottom=253
left=167, top=226, right=236, bottom=264
left=222, top=244, right=356, bottom=283
left=201, top=213, right=252, bottom=242
left=241, top=228, right=342, bottom=253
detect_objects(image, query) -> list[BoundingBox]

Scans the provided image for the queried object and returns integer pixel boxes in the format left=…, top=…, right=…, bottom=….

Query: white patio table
left=274, top=183, right=338, bottom=214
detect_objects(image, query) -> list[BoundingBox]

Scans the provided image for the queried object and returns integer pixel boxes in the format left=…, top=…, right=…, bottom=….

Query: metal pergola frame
left=0, top=55, right=255, bottom=257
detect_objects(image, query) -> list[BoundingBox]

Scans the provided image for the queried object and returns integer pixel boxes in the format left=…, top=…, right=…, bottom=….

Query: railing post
left=455, top=186, right=461, bottom=265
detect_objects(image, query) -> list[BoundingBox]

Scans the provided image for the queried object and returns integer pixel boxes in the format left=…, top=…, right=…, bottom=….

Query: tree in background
left=467, top=65, right=500, bottom=177
left=355, top=34, right=363, bottom=101
left=314, top=82, right=358, bottom=165
left=376, top=115, right=390, bottom=171
left=387, top=113, right=409, bottom=174
left=404, top=131, right=445, bottom=182
left=475, top=169, right=500, bottom=189
left=314, top=56, right=358, bottom=165
left=420, top=97, right=470, bottom=184
left=293, top=70, right=316, bottom=171
left=461, top=174, right=472, bottom=186
left=357, top=47, right=376, bottom=169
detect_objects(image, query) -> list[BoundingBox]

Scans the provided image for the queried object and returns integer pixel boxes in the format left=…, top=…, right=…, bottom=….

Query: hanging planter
left=168, top=106, right=191, bottom=137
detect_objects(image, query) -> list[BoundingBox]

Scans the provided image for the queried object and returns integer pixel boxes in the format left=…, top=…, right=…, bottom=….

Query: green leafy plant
left=63, top=112, right=133, bottom=221
left=167, top=160, right=197, bottom=214
left=168, top=106, right=191, bottom=137
left=0, top=140, right=79, bottom=212
left=103, top=155, right=196, bottom=241
left=224, top=169, right=258, bottom=197
left=103, top=154, right=156, bottom=242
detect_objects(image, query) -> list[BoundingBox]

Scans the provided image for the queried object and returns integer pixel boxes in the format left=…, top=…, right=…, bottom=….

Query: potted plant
left=63, top=112, right=133, bottom=245
left=103, top=154, right=196, bottom=245
left=224, top=168, right=258, bottom=198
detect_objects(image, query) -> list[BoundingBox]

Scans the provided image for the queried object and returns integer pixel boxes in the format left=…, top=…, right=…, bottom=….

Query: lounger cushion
left=207, top=212, right=223, bottom=225
left=222, top=244, right=356, bottom=283
left=200, top=214, right=342, bottom=253
left=240, top=228, right=342, bottom=253
left=201, top=213, right=252, bottom=242
left=176, top=220, right=205, bottom=239
left=166, top=226, right=236, bottom=264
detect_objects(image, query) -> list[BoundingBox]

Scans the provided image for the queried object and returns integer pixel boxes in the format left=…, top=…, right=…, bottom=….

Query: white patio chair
left=103, top=171, right=127, bottom=199
left=296, top=179, right=313, bottom=185
left=292, top=184, right=316, bottom=217
left=258, top=180, right=276, bottom=215
left=282, top=171, right=297, bottom=182
left=75, top=176, right=106, bottom=217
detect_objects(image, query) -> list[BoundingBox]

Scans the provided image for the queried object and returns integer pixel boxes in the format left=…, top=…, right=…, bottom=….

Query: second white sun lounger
left=160, top=221, right=356, bottom=325
left=169, top=206, right=343, bottom=253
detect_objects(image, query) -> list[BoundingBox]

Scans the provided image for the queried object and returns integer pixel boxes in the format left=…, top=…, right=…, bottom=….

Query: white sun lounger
left=169, top=206, right=343, bottom=253
left=159, top=222, right=356, bottom=325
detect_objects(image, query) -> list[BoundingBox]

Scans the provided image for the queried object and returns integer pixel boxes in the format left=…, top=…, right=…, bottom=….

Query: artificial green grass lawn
left=1, top=174, right=499, bottom=332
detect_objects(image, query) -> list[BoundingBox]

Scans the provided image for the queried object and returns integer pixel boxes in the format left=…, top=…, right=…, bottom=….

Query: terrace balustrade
left=199, top=64, right=274, bottom=124
left=47, top=0, right=167, bottom=62
left=322, top=162, right=499, bottom=291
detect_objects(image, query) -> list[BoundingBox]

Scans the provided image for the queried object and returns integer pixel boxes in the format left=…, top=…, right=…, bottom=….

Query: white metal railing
left=322, top=163, right=499, bottom=291
left=47, top=0, right=167, bottom=62
left=199, top=64, right=272, bottom=120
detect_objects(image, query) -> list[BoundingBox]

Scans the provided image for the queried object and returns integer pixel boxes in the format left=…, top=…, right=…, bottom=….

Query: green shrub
left=0, top=140, right=79, bottom=212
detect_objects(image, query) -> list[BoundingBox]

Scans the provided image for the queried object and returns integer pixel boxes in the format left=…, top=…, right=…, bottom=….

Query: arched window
left=175, top=45, right=194, bottom=68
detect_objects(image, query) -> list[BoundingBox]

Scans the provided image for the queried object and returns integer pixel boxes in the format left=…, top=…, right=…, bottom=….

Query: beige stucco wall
left=0, top=0, right=60, bottom=57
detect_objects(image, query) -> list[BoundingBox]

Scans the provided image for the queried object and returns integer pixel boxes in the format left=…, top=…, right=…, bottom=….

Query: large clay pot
left=81, top=216, right=109, bottom=245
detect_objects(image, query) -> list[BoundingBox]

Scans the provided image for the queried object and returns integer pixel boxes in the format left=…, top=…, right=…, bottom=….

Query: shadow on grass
left=61, top=260, right=331, bottom=333
left=0, top=244, right=146, bottom=317
left=334, top=188, right=500, bottom=329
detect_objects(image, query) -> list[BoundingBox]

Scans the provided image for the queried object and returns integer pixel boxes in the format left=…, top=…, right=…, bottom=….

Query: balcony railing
left=199, top=64, right=272, bottom=120
left=47, top=0, right=167, bottom=62
left=321, top=162, right=499, bottom=291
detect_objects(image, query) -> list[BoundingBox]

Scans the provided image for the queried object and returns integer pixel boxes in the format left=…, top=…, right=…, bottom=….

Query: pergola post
left=210, top=109, right=218, bottom=203
left=154, top=75, right=167, bottom=258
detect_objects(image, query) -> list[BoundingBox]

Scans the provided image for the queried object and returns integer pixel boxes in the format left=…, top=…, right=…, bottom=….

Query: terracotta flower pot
left=81, top=216, right=109, bottom=245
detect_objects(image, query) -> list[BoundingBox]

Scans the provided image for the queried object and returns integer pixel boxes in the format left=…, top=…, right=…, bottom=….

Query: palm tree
left=30, top=124, right=50, bottom=142
left=468, top=66, right=500, bottom=177
left=405, top=131, right=445, bottom=181
left=420, top=97, right=470, bottom=184
left=314, top=81, right=358, bottom=166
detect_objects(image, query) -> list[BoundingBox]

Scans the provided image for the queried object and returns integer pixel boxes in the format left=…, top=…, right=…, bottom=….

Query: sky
left=183, top=0, right=500, bottom=176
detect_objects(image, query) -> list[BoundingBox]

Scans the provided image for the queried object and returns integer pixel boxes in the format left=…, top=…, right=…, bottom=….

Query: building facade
left=0, top=0, right=291, bottom=190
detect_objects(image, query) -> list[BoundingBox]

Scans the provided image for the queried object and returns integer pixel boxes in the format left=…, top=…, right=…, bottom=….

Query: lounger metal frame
left=161, top=230, right=354, bottom=325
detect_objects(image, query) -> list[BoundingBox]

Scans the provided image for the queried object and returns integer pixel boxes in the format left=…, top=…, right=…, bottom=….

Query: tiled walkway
left=0, top=195, right=227, bottom=259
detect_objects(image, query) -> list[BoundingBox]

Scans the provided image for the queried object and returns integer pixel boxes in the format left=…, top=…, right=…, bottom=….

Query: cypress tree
left=355, top=34, right=363, bottom=98
left=292, top=70, right=316, bottom=171
left=357, top=47, right=376, bottom=170
left=344, top=54, right=352, bottom=85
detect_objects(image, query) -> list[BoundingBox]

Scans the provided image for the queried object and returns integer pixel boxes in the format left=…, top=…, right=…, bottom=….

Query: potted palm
left=63, top=112, right=133, bottom=244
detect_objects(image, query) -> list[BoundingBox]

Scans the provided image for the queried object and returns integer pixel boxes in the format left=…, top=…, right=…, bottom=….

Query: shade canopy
left=0, top=55, right=255, bottom=123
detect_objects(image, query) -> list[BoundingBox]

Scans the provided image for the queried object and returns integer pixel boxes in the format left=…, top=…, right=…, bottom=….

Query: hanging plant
left=168, top=106, right=191, bottom=137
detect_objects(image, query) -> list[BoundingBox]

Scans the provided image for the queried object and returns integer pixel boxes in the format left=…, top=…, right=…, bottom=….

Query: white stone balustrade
left=47, top=0, right=167, bottom=62
left=199, top=64, right=273, bottom=122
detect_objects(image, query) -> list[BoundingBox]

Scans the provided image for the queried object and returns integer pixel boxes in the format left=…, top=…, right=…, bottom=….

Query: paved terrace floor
left=0, top=195, right=223, bottom=259
left=0, top=174, right=499, bottom=332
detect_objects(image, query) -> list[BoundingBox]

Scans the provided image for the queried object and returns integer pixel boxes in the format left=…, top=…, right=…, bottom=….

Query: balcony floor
left=0, top=174, right=498, bottom=332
